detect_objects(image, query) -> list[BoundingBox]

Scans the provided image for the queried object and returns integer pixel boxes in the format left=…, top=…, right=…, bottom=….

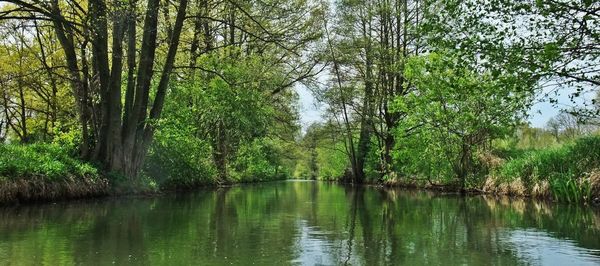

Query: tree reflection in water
left=0, top=181, right=599, bottom=265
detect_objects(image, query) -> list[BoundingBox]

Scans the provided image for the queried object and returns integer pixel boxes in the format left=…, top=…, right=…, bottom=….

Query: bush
left=315, top=142, right=348, bottom=181
left=145, top=126, right=217, bottom=189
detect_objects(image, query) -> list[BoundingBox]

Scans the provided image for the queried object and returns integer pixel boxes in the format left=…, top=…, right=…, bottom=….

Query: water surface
left=1, top=180, right=599, bottom=265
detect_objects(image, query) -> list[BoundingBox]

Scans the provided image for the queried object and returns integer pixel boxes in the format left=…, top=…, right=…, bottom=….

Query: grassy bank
left=3, top=136, right=598, bottom=205
left=0, top=144, right=109, bottom=203
left=484, top=135, right=600, bottom=203
left=298, top=133, right=600, bottom=205
left=379, top=136, right=600, bottom=204
left=0, top=140, right=290, bottom=204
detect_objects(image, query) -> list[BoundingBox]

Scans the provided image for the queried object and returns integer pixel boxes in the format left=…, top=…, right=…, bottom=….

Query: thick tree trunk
left=44, top=0, right=188, bottom=179
left=122, top=0, right=138, bottom=141
left=79, top=44, right=92, bottom=159
left=88, top=0, right=113, bottom=163
left=121, top=0, right=161, bottom=177
left=202, top=0, right=212, bottom=53
left=457, top=140, right=473, bottom=191
left=121, top=0, right=188, bottom=178
left=50, top=0, right=93, bottom=157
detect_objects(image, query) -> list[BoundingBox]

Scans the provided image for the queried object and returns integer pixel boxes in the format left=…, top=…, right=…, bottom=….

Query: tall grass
left=494, top=135, right=600, bottom=203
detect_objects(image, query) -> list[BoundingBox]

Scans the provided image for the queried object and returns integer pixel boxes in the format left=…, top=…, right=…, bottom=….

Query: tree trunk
left=324, top=19, right=359, bottom=183
left=212, top=121, right=228, bottom=183
left=45, top=0, right=188, bottom=179
left=17, top=75, right=28, bottom=143
left=456, top=140, right=472, bottom=191
left=382, top=134, right=395, bottom=177
left=355, top=16, right=375, bottom=183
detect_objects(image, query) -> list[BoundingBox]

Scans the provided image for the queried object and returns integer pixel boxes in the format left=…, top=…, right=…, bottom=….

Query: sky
left=528, top=101, right=560, bottom=128
left=528, top=82, right=596, bottom=128
left=296, top=85, right=324, bottom=132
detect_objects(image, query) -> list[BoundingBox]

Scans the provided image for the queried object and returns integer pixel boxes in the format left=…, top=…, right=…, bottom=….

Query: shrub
left=145, top=128, right=217, bottom=189
left=315, top=142, right=348, bottom=181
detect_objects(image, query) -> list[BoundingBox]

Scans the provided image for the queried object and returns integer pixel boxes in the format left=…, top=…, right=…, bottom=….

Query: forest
left=0, top=0, right=599, bottom=204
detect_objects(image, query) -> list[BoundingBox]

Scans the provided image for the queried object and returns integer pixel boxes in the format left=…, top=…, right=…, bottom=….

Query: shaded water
left=1, top=180, right=599, bottom=265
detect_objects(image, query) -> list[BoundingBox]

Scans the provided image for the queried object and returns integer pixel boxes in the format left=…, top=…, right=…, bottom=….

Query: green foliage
left=392, top=52, right=533, bottom=187
left=550, top=176, right=592, bottom=204
left=146, top=50, right=300, bottom=186
left=1, top=0, right=597, bottom=208
left=570, top=136, right=600, bottom=170
left=426, top=0, right=599, bottom=119
left=363, top=137, right=384, bottom=181
left=0, top=143, right=98, bottom=182
left=0, top=19, right=75, bottom=143
left=230, top=138, right=287, bottom=182
left=498, top=147, right=568, bottom=182
left=315, top=142, right=348, bottom=180
left=51, top=124, right=82, bottom=155
left=191, top=52, right=279, bottom=143
left=144, top=69, right=222, bottom=188
left=391, top=129, right=455, bottom=184
left=145, top=124, right=216, bottom=189
left=294, top=123, right=349, bottom=181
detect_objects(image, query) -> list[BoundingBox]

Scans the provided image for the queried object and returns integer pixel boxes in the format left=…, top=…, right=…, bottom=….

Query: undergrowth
left=492, top=135, right=600, bottom=203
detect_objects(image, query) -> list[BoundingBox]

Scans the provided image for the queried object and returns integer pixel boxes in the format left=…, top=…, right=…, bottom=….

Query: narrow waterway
left=1, top=180, right=599, bottom=265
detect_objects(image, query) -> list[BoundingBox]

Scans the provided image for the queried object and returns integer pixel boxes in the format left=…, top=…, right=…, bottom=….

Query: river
left=1, top=180, right=599, bottom=265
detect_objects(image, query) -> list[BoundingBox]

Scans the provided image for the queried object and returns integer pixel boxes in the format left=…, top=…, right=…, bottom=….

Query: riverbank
left=0, top=143, right=288, bottom=204
left=0, top=144, right=109, bottom=203
left=315, top=135, right=600, bottom=205
left=2, top=136, right=599, bottom=206
left=378, top=179, right=600, bottom=206
left=482, top=135, right=600, bottom=204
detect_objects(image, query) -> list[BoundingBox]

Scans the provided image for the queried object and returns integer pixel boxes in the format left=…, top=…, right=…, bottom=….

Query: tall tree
left=319, top=0, right=424, bottom=181
left=1, top=0, right=190, bottom=178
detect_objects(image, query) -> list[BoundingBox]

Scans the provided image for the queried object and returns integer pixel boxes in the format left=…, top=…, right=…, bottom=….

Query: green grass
left=0, top=143, right=107, bottom=203
left=0, top=143, right=99, bottom=181
left=495, top=135, right=600, bottom=203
